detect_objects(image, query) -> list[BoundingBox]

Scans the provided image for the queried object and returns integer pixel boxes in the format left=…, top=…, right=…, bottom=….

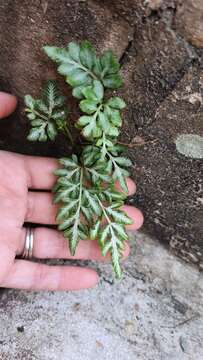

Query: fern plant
left=25, top=41, right=133, bottom=278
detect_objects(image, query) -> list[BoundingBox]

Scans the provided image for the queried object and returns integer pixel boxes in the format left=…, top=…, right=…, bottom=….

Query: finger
left=122, top=205, right=144, bottom=230
left=17, top=227, right=130, bottom=260
left=25, top=192, right=142, bottom=230
left=24, top=155, right=58, bottom=190
left=1, top=260, right=99, bottom=291
left=0, top=226, right=20, bottom=284
left=26, top=192, right=57, bottom=224
left=0, top=242, right=15, bottom=284
left=0, top=92, right=17, bottom=119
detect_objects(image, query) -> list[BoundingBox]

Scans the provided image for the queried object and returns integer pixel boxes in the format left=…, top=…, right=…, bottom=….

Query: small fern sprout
left=25, top=80, right=72, bottom=143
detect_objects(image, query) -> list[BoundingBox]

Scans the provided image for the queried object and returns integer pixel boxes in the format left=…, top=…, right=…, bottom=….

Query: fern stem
left=101, top=133, right=107, bottom=160
left=75, top=168, right=84, bottom=224
left=106, top=151, right=117, bottom=169
left=78, top=168, right=84, bottom=212
left=69, top=167, right=84, bottom=255
left=69, top=58, right=98, bottom=81
left=62, top=123, right=74, bottom=145
left=79, top=64, right=98, bottom=81
left=32, top=109, right=48, bottom=122
left=96, top=196, right=111, bottom=224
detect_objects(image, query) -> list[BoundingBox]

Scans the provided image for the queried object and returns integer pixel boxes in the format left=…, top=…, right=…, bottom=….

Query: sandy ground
left=0, top=232, right=202, bottom=360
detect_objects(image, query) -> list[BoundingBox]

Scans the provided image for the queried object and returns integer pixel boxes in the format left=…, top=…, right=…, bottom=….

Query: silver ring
left=22, top=228, right=34, bottom=259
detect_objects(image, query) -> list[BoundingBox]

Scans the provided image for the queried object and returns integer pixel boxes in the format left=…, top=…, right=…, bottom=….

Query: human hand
left=0, top=92, right=143, bottom=291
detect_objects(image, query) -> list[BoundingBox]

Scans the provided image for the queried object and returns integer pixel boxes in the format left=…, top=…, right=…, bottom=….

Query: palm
left=0, top=92, right=143, bottom=291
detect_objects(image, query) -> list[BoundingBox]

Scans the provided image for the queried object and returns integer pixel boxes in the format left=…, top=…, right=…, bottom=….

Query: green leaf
left=111, top=243, right=122, bottom=279
left=98, top=111, right=109, bottom=131
left=78, top=103, right=123, bottom=140
left=25, top=81, right=69, bottom=142
left=66, top=69, right=90, bottom=87
left=47, top=123, right=57, bottom=140
left=106, top=207, right=133, bottom=225
left=59, top=157, right=78, bottom=168
left=100, top=225, right=110, bottom=246
left=24, top=95, right=35, bottom=109
left=54, top=169, right=69, bottom=177
left=116, top=175, right=129, bottom=194
left=44, top=43, right=95, bottom=92
left=103, top=149, right=131, bottom=193
left=68, top=42, right=80, bottom=61
left=90, top=220, right=101, bottom=240
left=113, top=157, right=132, bottom=167
left=81, top=206, right=93, bottom=222
left=111, top=223, right=128, bottom=240
left=103, top=74, right=122, bottom=89
left=84, top=190, right=101, bottom=215
left=82, top=120, right=97, bottom=138
left=35, top=100, right=49, bottom=114
left=82, top=80, right=104, bottom=103
left=27, top=127, right=43, bottom=141
left=69, top=219, right=80, bottom=255
left=112, top=166, right=129, bottom=193
left=54, top=163, right=91, bottom=257
left=109, top=109, right=122, bottom=127
left=44, top=42, right=123, bottom=96
left=31, top=119, right=43, bottom=126
left=86, top=163, right=109, bottom=183
left=108, top=126, right=119, bottom=137
left=79, top=99, right=98, bottom=114
left=27, top=113, right=36, bottom=120
left=57, top=177, right=78, bottom=187
left=79, top=41, right=95, bottom=70
left=58, top=216, right=75, bottom=231
left=58, top=63, right=77, bottom=76
left=43, top=81, right=57, bottom=108
left=57, top=200, right=79, bottom=221
left=82, top=86, right=98, bottom=102
left=102, top=241, right=112, bottom=257
left=107, top=97, right=126, bottom=110
left=100, top=50, right=120, bottom=75
left=54, top=188, right=76, bottom=203
left=76, top=115, right=93, bottom=128
left=93, top=57, right=103, bottom=77
left=92, top=80, right=104, bottom=101
left=72, top=85, right=85, bottom=99
left=43, top=46, right=70, bottom=63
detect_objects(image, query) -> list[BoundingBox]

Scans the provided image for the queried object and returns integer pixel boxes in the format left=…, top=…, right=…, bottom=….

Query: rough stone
left=0, top=233, right=202, bottom=360
left=175, top=134, right=203, bottom=159
left=131, top=66, right=203, bottom=266
left=175, top=0, right=203, bottom=48
left=119, top=14, right=194, bottom=132
left=0, top=0, right=203, bottom=266
left=0, top=0, right=132, bottom=156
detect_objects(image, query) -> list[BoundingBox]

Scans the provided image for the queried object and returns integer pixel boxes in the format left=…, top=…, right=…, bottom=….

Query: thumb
left=0, top=92, right=17, bottom=119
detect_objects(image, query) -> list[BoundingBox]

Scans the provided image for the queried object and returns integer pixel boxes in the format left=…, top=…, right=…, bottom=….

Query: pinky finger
left=1, top=260, right=99, bottom=291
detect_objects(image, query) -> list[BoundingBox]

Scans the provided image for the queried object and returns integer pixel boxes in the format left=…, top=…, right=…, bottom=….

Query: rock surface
left=0, top=0, right=202, bottom=265
left=130, top=65, right=203, bottom=266
left=0, top=233, right=202, bottom=360
left=175, top=0, right=203, bottom=48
